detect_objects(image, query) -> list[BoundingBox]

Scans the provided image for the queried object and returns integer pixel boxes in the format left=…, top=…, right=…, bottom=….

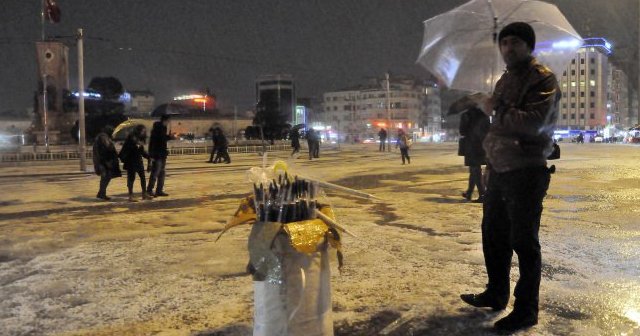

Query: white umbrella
left=416, top=0, right=582, bottom=93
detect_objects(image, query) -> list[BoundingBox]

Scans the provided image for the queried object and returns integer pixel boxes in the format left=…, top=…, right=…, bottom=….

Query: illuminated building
left=557, top=37, right=611, bottom=131
left=321, top=75, right=440, bottom=141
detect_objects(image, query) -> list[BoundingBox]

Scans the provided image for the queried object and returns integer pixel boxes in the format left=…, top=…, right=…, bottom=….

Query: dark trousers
left=400, top=147, right=410, bottom=164
left=466, top=165, right=484, bottom=196
left=98, top=169, right=111, bottom=196
left=127, top=168, right=146, bottom=194
left=379, top=139, right=386, bottom=151
left=481, top=166, right=551, bottom=317
left=217, top=148, right=231, bottom=163
left=291, top=145, right=300, bottom=156
left=209, top=147, right=218, bottom=162
left=147, top=157, right=166, bottom=193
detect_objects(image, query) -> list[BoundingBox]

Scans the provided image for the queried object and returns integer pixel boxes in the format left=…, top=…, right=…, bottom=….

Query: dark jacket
left=483, top=57, right=561, bottom=173
left=290, top=130, right=300, bottom=149
left=216, top=132, right=229, bottom=149
left=148, top=121, right=170, bottom=159
left=459, top=107, right=490, bottom=166
left=92, top=132, right=122, bottom=178
left=119, top=135, right=149, bottom=171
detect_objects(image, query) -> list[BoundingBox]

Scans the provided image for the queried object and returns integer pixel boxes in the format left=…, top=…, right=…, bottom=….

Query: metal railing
left=0, top=143, right=290, bottom=163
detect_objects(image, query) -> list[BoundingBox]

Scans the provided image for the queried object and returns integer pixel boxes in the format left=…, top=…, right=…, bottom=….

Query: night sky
left=1, top=0, right=637, bottom=115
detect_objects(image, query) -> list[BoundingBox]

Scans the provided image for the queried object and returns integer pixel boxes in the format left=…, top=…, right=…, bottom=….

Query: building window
left=590, top=80, right=596, bottom=87
left=580, top=103, right=585, bottom=108
left=571, top=81, right=576, bottom=87
left=571, top=103, right=576, bottom=108
left=580, top=69, right=585, bottom=76
left=590, top=102, right=595, bottom=108
left=562, top=83, right=567, bottom=88
left=562, top=114, right=567, bottom=120
left=333, top=106, right=338, bottom=111
left=563, top=71, right=567, bottom=77
left=571, top=113, right=576, bottom=119
left=580, top=58, right=585, bottom=64
left=571, top=59, right=576, bottom=64
left=580, top=92, right=585, bottom=97
left=571, top=70, right=576, bottom=76
left=562, top=92, right=566, bottom=98
left=590, top=58, right=595, bottom=64
left=562, top=103, right=567, bottom=108
left=590, top=91, right=595, bottom=97
left=344, top=105, right=351, bottom=111
left=590, top=113, right=595, bottom=119
left=580, top=113, right=585, bottom=119
left=591, top=69, right=595, bottom=75
left=580, top=81, right=585, bottom=87
left=571, top=92, right=576, bottom=97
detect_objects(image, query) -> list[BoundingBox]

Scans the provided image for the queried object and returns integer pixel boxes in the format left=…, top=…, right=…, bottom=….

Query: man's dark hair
left=160, top=114, right=171, bottom=121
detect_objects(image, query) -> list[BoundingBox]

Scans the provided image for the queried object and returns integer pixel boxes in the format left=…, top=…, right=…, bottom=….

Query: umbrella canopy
left=417, top=0, right=582, bottom=93
left=112, top=119, right=153, bottom=141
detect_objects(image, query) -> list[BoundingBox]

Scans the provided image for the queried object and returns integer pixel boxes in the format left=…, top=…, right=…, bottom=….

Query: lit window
left=580, top=81, right=585, bottom=87
left=590, top=47, right=595, bottom=52
left=590, top=80, right=596, bottom=86
left=562, top=83, right=567, bottom=88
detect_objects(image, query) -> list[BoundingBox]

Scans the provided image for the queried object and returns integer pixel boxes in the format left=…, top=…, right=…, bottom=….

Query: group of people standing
left=207, top=127, right=231, bottom=164
left=92, top=114, right=171, bottom=202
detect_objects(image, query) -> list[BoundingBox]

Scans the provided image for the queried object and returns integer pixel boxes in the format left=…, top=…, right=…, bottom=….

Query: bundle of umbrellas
left=253, top=173, right=319, bottom=223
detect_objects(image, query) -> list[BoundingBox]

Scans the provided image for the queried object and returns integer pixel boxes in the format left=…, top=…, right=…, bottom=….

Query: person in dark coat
left=207, top=127, right=218, bottom=163
left=213, top=127, right=231, bottom=164
left=459, top=107, right=490, bottom=202
left=306, top=128, right=319, bottom=160
left=460, top=22, right=560, bottom=332
left=378, top=128, right=387, bottom=151
left=92, top=125, right=121, bottom=200
left=119, top=125, right=152, bottom=202
left=290, top=128, right=301, bottom=156
left=395, top=129, right=411, bottom=164
left=147, top=114, right=171, bottom=197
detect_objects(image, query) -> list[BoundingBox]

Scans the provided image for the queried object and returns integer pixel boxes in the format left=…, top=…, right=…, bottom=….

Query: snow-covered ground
left=1, top=143, right=639, bottom=336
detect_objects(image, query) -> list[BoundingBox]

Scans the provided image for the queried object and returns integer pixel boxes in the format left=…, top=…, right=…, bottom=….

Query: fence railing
left=0, top=144, right=290, bottom=163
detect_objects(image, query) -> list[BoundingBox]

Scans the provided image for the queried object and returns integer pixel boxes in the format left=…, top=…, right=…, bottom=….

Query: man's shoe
left=96, top=193, right=111, bottom=201
left=155, top=191, right=169, bottom=197
left=494, top=310, right=537, bottom=332
left=128, top=195, right=138, bottom=202
left=472, top=195, right=485, bottom=203
left=460, top=292, right=507, bottom=311
left=462, top=192, right=472, bottom=201
left=142, top=192, right=154, bottom=200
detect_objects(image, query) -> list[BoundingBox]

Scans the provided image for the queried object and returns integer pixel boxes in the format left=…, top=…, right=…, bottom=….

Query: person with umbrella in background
left=207, top=127, right=218, bottom=163
left=459, top=106, right=490, bottom=202
left=93, top=125, right=121, bottom=200
left=119, top=125, right=152, bottom=202
left=213, top=127, right=231, bottom=164
left=459, top=22, right=560, bottom=332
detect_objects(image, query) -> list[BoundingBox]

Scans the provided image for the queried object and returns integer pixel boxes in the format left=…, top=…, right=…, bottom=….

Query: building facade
left=321, top=75, right=441, bottom=142
left=255, top=74, right=296, bottom=125
left=557, top=38, right=611, bottom=131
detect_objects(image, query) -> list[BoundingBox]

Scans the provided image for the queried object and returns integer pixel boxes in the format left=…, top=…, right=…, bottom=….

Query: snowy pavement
left=1, top=143, right=639, bottom=336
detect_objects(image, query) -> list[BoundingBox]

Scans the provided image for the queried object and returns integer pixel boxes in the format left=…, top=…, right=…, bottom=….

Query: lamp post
left=77, top=28, right=87, bottom=171
left=385, top=72, right=391, bottom=152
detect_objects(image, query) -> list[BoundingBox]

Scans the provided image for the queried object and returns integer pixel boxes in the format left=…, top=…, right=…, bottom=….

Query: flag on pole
left=45, top=0, right=61, bottom=23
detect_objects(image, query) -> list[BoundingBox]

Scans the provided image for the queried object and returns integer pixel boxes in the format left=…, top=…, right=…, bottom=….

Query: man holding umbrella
left=459, top=22, right=560, bottom=332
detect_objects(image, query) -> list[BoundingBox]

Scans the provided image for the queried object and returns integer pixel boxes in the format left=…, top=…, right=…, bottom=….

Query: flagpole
left=77, top=28, right=87, bottom=171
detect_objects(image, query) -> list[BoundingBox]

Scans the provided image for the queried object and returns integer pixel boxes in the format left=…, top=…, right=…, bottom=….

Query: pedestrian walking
left=378, top=128, right=387, bottom=151
left=459, top=106, right=490, bottom=202
left=395, top=129, right=411, bottom=164
left=147, top=114, right=172, bottom=197
left=213, top=127, right=231, bottom=164
left=207, top=127, right=218, bottom=163
left=459, top=22, right=560, bottom=332
left=92, top=125, right=121, bottom=200
left=290, top=128, right=301, bottom=156
left=119, top=125, right=152, bottom=202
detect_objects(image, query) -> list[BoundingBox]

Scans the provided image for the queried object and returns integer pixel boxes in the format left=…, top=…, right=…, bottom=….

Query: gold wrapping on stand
left=218, top=197, right=344, bottom=270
